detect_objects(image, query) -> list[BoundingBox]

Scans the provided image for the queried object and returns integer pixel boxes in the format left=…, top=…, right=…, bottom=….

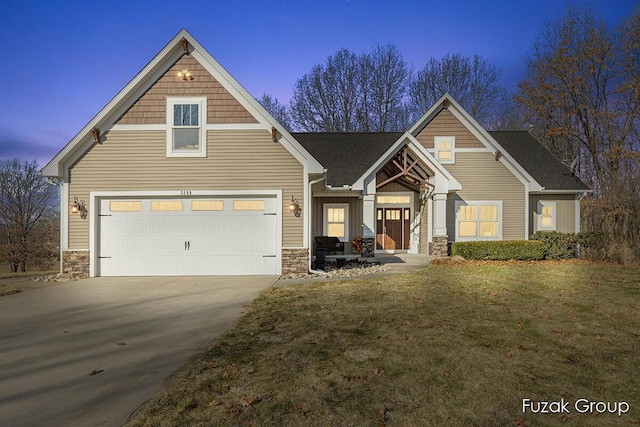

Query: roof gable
left=408, top=94, right=544, bottom=191
left=42, top=29, right=322, bottom=177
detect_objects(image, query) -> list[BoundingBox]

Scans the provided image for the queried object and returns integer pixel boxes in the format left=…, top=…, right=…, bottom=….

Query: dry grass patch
left=126, top=261, right=640, bottom=426
left=0, top=283, right=21, bottom=297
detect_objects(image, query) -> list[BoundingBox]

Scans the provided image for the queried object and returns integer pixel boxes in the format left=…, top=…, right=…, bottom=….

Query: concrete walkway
left=0, top=275, right=277, bottom=427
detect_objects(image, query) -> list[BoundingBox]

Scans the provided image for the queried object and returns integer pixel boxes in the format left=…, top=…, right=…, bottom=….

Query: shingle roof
left=293, top=130, right=589, bottom=192
left=292, top=132, right=403, bottom=186
left=489, top=131, right=589, bottom=191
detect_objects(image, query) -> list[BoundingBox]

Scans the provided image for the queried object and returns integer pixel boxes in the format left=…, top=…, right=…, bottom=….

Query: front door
left=376, top=208, right=410, bottom=250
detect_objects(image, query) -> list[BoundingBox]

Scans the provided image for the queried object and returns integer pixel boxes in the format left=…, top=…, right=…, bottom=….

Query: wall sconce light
left=177, top=69, right=193, bottom=80
left=71, top=196, right=88, bottom=219
left=289, top=195, right=301, bottom=218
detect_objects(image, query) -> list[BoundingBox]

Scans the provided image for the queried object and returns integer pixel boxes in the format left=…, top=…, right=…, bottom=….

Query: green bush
left=451, top=240, right=545, bottom=260
left=530, top=231, right=578, bottom=259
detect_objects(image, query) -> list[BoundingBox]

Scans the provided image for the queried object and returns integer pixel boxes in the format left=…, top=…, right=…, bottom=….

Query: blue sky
left=0, top=0, right=637, bottom=168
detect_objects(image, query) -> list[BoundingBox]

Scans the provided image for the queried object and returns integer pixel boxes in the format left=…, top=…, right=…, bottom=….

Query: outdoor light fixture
left=71, top=196, right=88, bottom=219
left=289, top=195, right=301, bottom=217
left=177, top=69, right=193, bottom=80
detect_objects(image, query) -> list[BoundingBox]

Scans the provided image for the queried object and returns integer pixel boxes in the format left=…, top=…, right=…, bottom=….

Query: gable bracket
left=181, top=38, right=189, bottom=55
left=91, top=128, right=101, bottom=144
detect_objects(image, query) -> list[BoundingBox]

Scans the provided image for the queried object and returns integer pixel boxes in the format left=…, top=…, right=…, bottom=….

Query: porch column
left=361, top=194, right=376, bottom=257
left=432, top=193, right=448, bottom=256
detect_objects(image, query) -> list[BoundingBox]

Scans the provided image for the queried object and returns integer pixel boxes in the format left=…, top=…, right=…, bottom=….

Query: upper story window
left=167, top=97, right=207, bottom=157
left=434, top=136, right=455, bottom=164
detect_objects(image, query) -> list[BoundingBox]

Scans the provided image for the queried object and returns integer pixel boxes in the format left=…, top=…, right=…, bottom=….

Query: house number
left=180, top=190, right=192, bottom=195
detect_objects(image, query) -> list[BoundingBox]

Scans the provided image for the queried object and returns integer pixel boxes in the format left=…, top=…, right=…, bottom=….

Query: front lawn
left=127, top=261, right=639, bottom=426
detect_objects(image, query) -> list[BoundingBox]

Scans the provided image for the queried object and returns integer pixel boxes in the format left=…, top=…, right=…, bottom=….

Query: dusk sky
left=0, top=0, right=637, bottom=168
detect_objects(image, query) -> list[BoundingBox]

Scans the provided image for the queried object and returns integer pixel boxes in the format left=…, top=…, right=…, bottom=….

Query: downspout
left=308, top=172, right=330, bottom=275
left=45, top=177, right=63, bottom=274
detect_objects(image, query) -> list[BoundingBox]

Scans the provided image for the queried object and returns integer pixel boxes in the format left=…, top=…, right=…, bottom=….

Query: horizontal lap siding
left=444, top=153, right=525, bottom=240
left=416, top=109, right=484, bottom=149
left=68, top=130, right=303, bottom=249
left=117, top=55, right=257, bottom=124
left=530, top=194, right=576, bottom=234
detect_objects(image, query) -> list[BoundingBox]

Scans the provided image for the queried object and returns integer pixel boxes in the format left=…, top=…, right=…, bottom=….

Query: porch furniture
left=315, top=236, right=345, bottom=255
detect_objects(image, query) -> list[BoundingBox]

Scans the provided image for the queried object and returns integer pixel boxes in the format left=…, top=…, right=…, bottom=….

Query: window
left=323, top=203, right=349, bottom=241
left=455, top=201, right=502, bottom=241
left=376, top=195, right=411, bottom=204
left=110, top=201, right=141, bottom=212
left=167, top=97, right=207, bottom=157
left=151, top=200, right=183, bottom=211
left=434, top=136, right=455, bottom=164
left=233, top=200, right=265, bottom=211
left=192, top=200, right=224, bottom=211
left=537, top=201, right=556, bottom=231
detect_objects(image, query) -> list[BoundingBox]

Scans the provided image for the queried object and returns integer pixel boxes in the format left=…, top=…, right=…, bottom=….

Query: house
left=42, top=30, right=589, bottom=277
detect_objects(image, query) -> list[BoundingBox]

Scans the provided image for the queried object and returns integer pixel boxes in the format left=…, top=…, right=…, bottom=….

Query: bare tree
left=516, top=5, right=640, bottom=261
left=360, top=44, right=411, bottom=131
left=409, top=53, right=504, bottom=128
left=290, top=45, right=410, bottom=132
left=258, top=93, right=292, bottom=131
left=0, top=159, right=59, bottom=272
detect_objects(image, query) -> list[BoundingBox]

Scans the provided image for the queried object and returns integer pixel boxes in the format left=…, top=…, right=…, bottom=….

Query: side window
left=167, top=97, right=207, bottom=157
left=537, top=201, right=556, bottom=231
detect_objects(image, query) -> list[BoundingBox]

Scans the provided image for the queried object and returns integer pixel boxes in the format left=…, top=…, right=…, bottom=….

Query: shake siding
left=530, top=194, right=576, bottom=234
left=415, top=109, right=484, bottom=149
left=68, top=129, right=303, bottom=249
left=117, top=55, right=258, bottom=124
left=312, top=196, right=362, bottom=254
left=444, top=153, right=525, bottom=240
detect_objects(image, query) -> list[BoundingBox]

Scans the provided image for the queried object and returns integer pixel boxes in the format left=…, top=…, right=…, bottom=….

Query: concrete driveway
left=0, top=275, right=277, bottom=427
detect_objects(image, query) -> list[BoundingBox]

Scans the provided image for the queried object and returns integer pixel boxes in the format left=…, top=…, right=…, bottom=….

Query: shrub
left=530, top=231, right=578, bottom=260
left=577, top=231, right=610, bottom=261
left=451, top=240, right=545, bottom=260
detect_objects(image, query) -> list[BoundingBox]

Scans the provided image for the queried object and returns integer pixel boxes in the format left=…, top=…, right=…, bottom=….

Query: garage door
left=97, top=196, right=278, bottom=276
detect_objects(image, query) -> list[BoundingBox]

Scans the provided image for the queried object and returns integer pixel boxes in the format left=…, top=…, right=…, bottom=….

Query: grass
left=0, top=261, right=57, bottom=297
left=126, top=260, right=640, bottom=426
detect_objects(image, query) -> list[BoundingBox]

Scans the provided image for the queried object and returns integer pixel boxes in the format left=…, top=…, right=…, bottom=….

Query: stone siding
left=62, top=250, right=90, bottom=277
left=282, top=248, right=308, bottom=274
left=361, top=237, right=375, bottom=257
left=431, top=237, right=448, bottom=256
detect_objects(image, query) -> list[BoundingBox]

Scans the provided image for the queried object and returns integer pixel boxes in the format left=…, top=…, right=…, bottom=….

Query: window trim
left=434, top=136, right=455, bottom=164
left=323, top=203, right=349, bottom=242
left=166, top=97, right=207, bottom=158
left=455, top=200, right=502, bottom=241
left=536, top=200, right=557, bottom=231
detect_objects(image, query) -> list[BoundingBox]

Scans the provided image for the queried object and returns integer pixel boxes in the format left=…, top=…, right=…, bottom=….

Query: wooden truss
left=377, top=146, right=434, bottom=193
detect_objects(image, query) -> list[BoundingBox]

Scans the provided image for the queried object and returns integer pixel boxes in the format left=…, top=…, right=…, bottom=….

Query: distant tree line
left=259, top=5, right=640, bottom=261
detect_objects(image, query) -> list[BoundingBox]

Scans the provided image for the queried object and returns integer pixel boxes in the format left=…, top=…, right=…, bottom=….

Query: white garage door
left=97, top=196, right=278, bottom=276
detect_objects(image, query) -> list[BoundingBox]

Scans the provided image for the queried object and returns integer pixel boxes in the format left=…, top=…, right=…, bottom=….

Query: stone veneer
left=431, top=236, right=448, bottom=256
left=62, top=250, right=90, bottom=277
left=282, top=248, right=309, bottom=274
left=360, top=237, right=376, bottom=257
